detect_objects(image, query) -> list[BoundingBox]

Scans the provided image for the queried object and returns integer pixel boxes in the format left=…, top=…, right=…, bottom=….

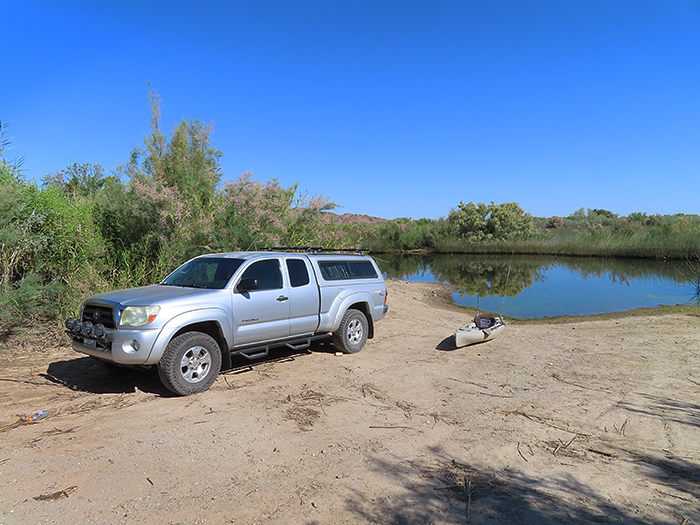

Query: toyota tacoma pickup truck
left=66, top=250, right=388, bottom=395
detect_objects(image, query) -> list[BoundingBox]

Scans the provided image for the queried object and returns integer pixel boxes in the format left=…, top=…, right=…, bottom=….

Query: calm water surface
left=377, top=254, right=699, bottom=319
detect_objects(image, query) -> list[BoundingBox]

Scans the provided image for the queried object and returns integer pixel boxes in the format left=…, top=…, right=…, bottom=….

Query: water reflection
left=376, top=254, right=700, bottom=318
left=685, top=275, right=700, bottom=306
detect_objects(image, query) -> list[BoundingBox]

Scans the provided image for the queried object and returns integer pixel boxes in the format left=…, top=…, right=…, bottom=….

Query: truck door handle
left=277, top=295, right=289, bottom=302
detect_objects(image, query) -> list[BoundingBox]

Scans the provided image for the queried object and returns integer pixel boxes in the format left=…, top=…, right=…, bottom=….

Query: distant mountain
left=324, top=212, right=387, bottom=224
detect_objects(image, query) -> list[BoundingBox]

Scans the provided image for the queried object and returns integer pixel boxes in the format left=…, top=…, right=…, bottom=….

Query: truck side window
left=286, top=259, right=310, bottom=287
left=319, top=260, right=378, bottom=280
left=240, top=260, right=283, bottom=291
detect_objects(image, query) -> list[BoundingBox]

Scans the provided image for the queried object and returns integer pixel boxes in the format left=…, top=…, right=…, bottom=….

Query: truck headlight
left=119, top=306, right=160, bottom=327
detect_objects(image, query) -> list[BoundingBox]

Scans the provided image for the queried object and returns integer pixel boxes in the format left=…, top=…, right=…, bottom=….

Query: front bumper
left=68, top=327, right=161, bottom=365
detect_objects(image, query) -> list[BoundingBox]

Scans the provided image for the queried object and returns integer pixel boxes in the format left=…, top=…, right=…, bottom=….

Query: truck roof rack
left=266, top=247, right=365, bottom=255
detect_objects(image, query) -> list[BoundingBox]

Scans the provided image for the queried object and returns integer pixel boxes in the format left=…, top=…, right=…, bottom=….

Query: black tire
left=332, top=309, right=368, bottom=354
left=157, top=332, right=222, bottom=396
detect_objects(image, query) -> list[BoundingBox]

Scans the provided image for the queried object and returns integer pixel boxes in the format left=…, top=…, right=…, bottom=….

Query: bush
left=546, top=216, right=564, bottom=229
left=448, top=201, right=536, bottom=241
left=0, top=273, right=65, bottom=323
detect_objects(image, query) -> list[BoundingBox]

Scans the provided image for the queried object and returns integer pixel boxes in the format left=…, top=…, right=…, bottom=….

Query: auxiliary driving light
left=93, top=323, right=105, bottom=338
left=81, top=320, right=94, bottom=336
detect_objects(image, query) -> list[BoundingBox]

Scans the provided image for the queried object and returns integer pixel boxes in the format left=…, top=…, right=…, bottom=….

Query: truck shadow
left=43, top=357, right=169, bottom=396
left=44, top=339, right=340, bottom=396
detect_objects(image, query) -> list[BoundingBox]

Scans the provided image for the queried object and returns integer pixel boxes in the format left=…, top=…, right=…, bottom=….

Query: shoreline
left=387, top=277, right=700, bottom=324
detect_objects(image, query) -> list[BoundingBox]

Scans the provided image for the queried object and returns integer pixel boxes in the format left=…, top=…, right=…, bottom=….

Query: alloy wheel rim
left=180, top=346, right=212, bottom=383
left=347, top=319, right=363, bottom=344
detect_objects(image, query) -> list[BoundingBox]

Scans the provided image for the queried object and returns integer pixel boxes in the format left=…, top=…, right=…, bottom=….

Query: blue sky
left=4, top=1, right=699, bottom=219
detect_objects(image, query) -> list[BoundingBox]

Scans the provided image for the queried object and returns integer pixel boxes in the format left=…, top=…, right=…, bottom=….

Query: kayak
left=454, top=314, right=505, bottom=348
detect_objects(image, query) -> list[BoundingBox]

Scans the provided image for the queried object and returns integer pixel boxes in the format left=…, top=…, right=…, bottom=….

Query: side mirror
left=236, top=278, right=259, bottom=293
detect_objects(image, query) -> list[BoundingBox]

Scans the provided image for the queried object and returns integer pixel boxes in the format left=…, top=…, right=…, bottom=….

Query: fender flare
left=328, top=292, right=374, bottom=334
left=144, top=307, right=232, bottom=365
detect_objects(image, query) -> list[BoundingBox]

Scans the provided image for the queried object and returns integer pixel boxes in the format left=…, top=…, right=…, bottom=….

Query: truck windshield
left=161, top=258, right=244, bottom=289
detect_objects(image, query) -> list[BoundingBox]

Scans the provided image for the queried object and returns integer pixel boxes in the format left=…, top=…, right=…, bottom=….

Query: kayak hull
left=454, top=319, right=505, bottom=348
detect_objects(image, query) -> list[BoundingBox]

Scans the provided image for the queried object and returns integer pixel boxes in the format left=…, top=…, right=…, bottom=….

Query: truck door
left=285, top=257, right=321, bottom=336
left=232, top=258, right=291, bottom=347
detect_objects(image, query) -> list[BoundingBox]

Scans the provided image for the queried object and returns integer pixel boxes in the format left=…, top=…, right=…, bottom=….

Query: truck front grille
left=82, top=305, right=116, bottom=329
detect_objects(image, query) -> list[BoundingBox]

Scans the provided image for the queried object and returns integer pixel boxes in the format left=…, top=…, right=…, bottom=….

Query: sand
left=1, top=279, right=699, bottom=524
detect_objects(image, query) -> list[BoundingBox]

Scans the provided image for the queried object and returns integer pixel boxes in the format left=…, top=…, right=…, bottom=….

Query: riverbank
left=360, top=218, right=700, bottom=261
left=1, top=280, right=699, bottom=524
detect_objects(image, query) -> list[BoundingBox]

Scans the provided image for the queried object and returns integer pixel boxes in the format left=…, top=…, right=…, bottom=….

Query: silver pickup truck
left=65, top=250, right=388, bottom=395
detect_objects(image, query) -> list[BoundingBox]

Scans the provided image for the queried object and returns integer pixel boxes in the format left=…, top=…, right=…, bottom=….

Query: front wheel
left=158, top=332, right=222, bottom=396
left=332, top=309, right=369, bottom=354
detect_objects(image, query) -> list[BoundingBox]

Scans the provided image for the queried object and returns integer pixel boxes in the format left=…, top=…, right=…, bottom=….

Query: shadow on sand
left=337, top=443, right=700, bottom=525
left=43, top=357, right=169, bottom=396
left=44, top=339, right=334, bottom=396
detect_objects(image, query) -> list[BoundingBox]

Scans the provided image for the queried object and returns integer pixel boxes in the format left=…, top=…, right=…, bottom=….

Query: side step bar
left=231, top=335, right=329, bottom=361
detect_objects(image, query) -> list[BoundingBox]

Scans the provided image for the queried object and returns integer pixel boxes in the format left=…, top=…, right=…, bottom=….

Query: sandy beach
left=1, top=279, right=699, bottom=524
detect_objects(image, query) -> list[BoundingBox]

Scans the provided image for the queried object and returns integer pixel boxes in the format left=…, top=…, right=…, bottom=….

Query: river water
left=375, top=254, right=700, bottom=319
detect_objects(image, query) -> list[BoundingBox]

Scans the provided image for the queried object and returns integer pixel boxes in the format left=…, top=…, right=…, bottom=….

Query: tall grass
left=425, top=228, right=700, bottom=260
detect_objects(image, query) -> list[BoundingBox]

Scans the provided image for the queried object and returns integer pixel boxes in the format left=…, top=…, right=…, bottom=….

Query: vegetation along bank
left=2, top=97, right=698, bottom=326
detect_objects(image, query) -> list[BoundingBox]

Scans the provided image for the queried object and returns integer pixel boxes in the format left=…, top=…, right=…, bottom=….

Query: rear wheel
left=158, top=332, right=221, bottom=395
left=332, top=309, right=368, bottom=354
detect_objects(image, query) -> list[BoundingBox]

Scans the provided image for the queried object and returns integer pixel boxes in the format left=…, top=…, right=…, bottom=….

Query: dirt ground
left=1, top=280, right=699, bottom=525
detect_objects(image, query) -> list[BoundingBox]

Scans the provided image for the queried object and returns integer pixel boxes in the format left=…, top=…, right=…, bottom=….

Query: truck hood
left=86, top=284, right=221, bottom=307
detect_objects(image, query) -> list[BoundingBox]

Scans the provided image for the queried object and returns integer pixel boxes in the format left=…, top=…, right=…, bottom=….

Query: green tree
left=281, top=188, right=337, bottom=247
left=101, top=90, right=225, bottom=278
left=487, top=202, right=537, bottom=239
left=214, top=172, right=293, bottom=250
left=43, top=163, right=117, bottom=199
left=589, top=208, right=618, bottom=219
left=0, top=166, right=34, bottom=288
left=448, top=201, right=490, bottom=241
left=143, top=91, right=222, bottom=209
left=448, top=201, right=535, bottom=241
left=628, top=212, right=648, bottom=223
left=1, top=137, right=106, bottom=321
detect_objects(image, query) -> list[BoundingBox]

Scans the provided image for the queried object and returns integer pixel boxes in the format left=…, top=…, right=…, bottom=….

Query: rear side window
left=318, top=260, right=378, bottom=281
left=240, top=259, right=283, bottom=290
left=286, top=259, right=310, bottom=287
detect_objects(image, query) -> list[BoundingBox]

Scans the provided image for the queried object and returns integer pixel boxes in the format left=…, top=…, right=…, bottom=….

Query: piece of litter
left=27, top=410, right=49, bottom=422
left=335, top=352, right=343, bottom=356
